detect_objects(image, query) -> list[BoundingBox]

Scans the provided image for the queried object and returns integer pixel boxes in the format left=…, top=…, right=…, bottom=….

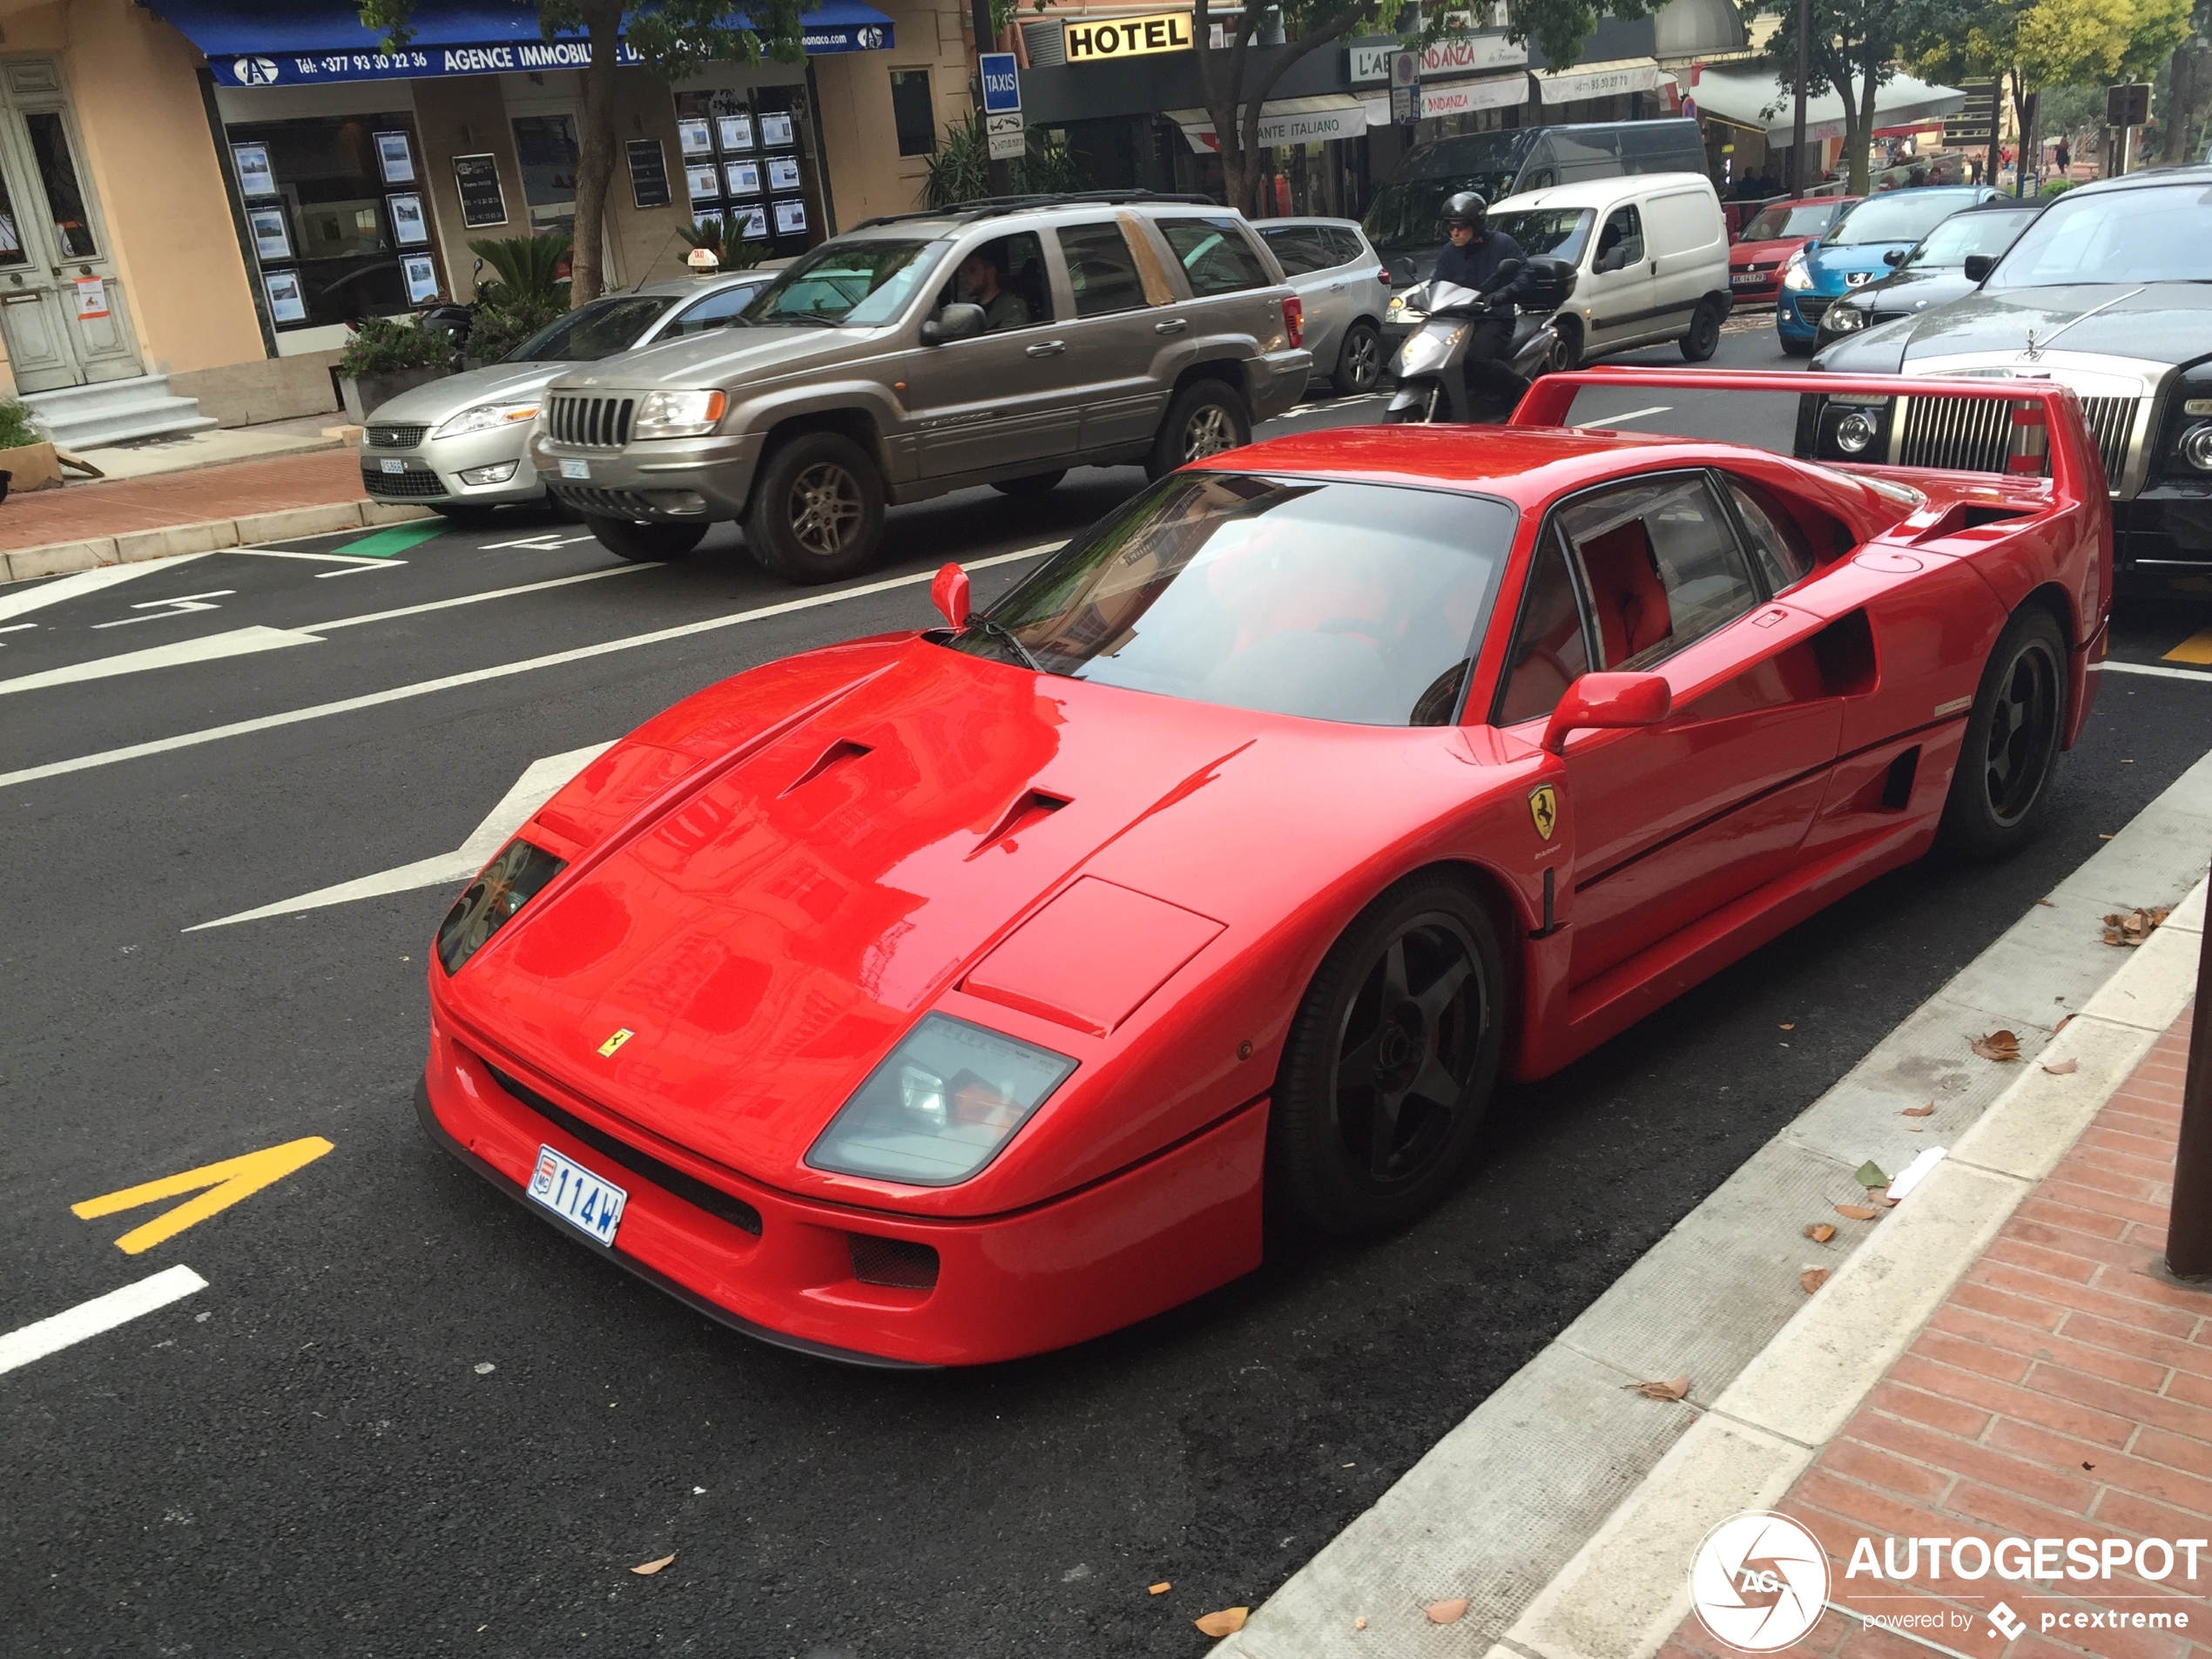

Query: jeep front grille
left=551, top=484, right=662, bottom=517
left=550, top=395, right=634, bottom=448
left=1896, top=393, right=2135, bottom=491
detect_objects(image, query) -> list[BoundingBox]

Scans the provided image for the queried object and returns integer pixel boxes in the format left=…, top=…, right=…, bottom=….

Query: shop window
left=890, top=70, right=935, bottom=158
left=24, top=111, right=95, bottom=259
left=511, top=115, right=581, bottom=233
left=1156, top=215, right=1270, bottom=294
left=1055, top=221, right=1146, bottom=316
left=223, top=114, right=428, bottom=331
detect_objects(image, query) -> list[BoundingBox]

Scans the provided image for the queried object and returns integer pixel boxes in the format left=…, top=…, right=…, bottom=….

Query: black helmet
left=1441, top=190, right=1487, bottom=230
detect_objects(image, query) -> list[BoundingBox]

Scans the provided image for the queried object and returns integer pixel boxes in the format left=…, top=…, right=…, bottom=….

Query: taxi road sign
left=981, top=51, right=1021, bottom=114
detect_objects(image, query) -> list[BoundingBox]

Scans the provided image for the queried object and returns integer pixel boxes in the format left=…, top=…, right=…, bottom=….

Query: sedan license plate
left=526, top=1144, right=627, bottom=1245
left=1730, top=272, right=1761, bottom=287
left=381, top=457, right=405, bottom=473
left=560, top=458, right=590, bottom=480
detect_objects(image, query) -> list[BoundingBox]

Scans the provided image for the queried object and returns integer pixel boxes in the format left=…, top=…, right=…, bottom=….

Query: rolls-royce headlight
left=806, top=1014, right=1076, bottom=1186
left=1833, top=410, right=1879, bottom=455
left=435, top=840, right=567, bottom=974
left=2182, top=423, right=2212, bottom=471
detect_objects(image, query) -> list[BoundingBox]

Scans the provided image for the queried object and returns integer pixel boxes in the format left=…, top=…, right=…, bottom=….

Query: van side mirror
left=1541, top=672, right=1672, bottom=754
left=1962, top=253, right=1995, bottom=283
left=921, top=302, right=985, bottom=345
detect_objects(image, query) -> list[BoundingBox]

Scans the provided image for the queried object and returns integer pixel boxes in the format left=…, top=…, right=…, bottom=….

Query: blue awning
left=143, top=0, right=892, bottom=87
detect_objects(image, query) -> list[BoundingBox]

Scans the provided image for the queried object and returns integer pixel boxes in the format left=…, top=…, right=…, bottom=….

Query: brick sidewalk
left=0, top=448, right=365, bottom=553
left=1663, top=1008, right=2209, bottom=1659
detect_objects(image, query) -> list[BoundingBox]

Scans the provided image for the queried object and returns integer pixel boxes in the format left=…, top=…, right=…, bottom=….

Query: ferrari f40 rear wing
left=1511, top=368, right=2106, bottom=504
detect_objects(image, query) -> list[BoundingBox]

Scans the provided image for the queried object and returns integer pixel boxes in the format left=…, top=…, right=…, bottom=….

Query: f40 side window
left=1553, top=475, right=1759, bottom=671
left=1721, top=473, right=1817, bottom=593
left=1494, top=528, right=1595, bottom=725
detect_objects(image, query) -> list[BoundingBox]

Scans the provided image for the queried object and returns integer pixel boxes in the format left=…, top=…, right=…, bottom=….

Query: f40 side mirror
left=931, top=562, right=970, bottom=629
left=921, top=302, right=986, bottom=346
left=1541, top=671, right=1672, bottom=754
left=1962, top=253, right=1995, bottom=283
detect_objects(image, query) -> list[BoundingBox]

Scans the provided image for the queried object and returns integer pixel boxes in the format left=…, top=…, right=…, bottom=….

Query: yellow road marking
left=2163, top=629, right=2212, bottom=665
left=71, top=1136, right=334, bottom=1254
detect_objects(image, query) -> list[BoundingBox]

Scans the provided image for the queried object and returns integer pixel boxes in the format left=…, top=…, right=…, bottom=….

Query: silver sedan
left=1252, top=218, right=1393, bottom=396
left=361, top=271, right=775, bottom=525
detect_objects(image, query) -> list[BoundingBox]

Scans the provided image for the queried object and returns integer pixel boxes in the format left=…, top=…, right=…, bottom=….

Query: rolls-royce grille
left=366, top=423, right=428, bottom=448
left=550, top=395, right=634, bottom=448
left=1896, top=393, right=2135, bottom=490
left=362, top=467, right=446, bottom=498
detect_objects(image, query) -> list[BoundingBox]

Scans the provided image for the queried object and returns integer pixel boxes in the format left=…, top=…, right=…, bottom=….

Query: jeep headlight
left=433, top=400, right=541, bottom=438
left=1782, top=252, right=1814, bottom=292
left=806, top=1014, right=1076, bottom=1186
left=631, top=388, right=729, bottom=440
left=435, top=840, right=566, bottom=974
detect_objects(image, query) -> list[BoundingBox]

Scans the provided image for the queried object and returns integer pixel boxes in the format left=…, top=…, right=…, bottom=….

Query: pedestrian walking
left=2055, top=136, right=2071, bottom=175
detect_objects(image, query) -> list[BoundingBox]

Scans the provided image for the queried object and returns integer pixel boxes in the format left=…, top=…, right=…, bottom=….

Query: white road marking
left=0, top=1264, right=207, bottom=1377
left=1577, top=405, right=1673, bottom=427
left=230, top=549, right=403, bottom=568
left=481, top=533, right=597, bottom=551
left=0, top=625, right=325, bottom=697
left=2105, top=660, right=2212, bottom=682
left=0, top=556, right=214, bottom=624
left=0, top=543, right=1057, bottom=792
left=313, top=562, right=410, bottom=578
left=188, top=741, right=615, bottom=929
left=307, top=563, right=646, bottom=632
left=91, top=590, right=237, bottom=630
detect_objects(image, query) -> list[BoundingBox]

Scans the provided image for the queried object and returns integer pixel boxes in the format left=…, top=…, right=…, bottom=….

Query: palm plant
left=468, top=231, right=572, bottom=307
left=677, top=216, right=771, bottom=269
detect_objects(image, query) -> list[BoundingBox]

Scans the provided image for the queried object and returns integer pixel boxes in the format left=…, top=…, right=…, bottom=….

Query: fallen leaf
left=2043, top=1057, right=2080, bottom=1076
left=2035, top=897, right=2054, bottom=907
left=1907, top=1124, right=1924, bottom=1132
left=2055, top=1014, right=2074, bottom=1035
left=1971, top=1030, right=2022, bottom=1062
left=1626, top=1374, right=1691, bottom=1400
left=1195, top=1608, right=1249, bottom=1637
left=1426, top=1598, right=1470, bottom=1625
left=1802, top=1268, right=1831, bottom=1294
left=1903, top=1103, right=1935, bottom=1117
left=1780, top=1022, right=1796, bottom=1030
left=1805, top=1223, right=1837, bottom=1244
left=1854, top=1160, right=1892, bottom=1189
left=1149, top=1582, right=1170, bottom=1595
left=1355, top=1615, right=1369, bottom=1629
left=1836, top=1203, right=1878, bottom=1221
left=2101, top=906, right=2171, bottom=947
left=1871, top=1188, right=1898, bottom=1207
left=631, top=1553, right=677, bottom=1576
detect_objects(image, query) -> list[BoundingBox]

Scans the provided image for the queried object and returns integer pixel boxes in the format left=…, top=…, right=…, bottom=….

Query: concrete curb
left=1490, top=893, right=2204, bottom=1659
left=1213, top=746, right=2212, bottom=1659
left=0, top=499, right=434, bottom=585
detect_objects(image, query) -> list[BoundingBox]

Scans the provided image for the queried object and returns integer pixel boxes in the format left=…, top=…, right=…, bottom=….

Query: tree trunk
left=1194, top=3, right=1357, bottom=215
left=1838, top=40, right=1879, bottom=194
left=571, top=0, right=624, bottom=307
left=2162, top=40, right=2199, bottom=164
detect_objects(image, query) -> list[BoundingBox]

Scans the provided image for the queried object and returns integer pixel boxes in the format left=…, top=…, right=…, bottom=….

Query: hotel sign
left=1062, top=10, right=1193, bottom=62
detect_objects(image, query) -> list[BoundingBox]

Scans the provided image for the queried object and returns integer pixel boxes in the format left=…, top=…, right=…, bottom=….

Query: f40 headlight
left=435, top=839, right=566, bottom=974
left=632, top=388, right=729, bottom=439
left=434, top=401, right=541, bottom=439
left=806, top=1014, right=1076, bottom=1186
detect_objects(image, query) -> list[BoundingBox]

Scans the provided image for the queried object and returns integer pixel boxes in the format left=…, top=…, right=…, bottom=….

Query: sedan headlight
left=1781, top=253, right=1814, bottom=292
left=435, top=840, right=566, bottom=974
left=433, top=401, right=541, bottom=439
left=631, top=388, right=729, bottom=440
left=1820, top=303, right=1868, bottom=336
left=806, top=1014, right=1076, bottom=1186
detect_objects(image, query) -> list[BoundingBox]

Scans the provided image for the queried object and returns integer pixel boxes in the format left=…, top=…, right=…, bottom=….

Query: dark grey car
left=1812, top=199, right=2041, bottom=348
left=530, top=194, right=1312, bottom=582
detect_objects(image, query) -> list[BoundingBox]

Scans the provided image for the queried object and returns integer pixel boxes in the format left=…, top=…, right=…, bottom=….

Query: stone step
left=24, top=374, right=215, bottom=449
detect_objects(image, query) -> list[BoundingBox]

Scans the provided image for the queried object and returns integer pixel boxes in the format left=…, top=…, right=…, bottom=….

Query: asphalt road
left=4, top=354, right=2210, bottom=1659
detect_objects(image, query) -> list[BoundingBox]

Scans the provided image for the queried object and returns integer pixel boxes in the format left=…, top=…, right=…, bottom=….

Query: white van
left=1483, top=172, right=1732, bottom=368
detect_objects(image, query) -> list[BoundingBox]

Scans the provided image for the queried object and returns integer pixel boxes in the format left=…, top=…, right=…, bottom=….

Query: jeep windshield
left=738, top=238, right=946, bottom=327
left=1986, top=184, right=2212, bottom=288
left=948, top=471, right=1514, bottom=727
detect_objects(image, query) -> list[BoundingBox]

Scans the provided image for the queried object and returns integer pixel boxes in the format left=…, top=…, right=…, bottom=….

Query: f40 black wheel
left=1937, top=604, right=2067, bottom=860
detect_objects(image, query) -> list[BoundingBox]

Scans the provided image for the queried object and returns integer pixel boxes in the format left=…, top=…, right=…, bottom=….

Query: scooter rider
left=1431, top=191, right=1533, bottom=417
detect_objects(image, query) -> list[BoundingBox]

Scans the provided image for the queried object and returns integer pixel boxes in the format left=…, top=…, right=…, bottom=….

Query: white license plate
left=1730, top=272, right=1762, bottom=286
left=381, top=457, right=405, bottom=473
left=526, top=1144, right=627, bottom=1245
left=561, top=458, right=591, bottom=480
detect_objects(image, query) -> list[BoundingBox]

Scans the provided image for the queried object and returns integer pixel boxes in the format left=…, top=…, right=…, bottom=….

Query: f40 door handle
left=1154, top=318, right=1188, bottom=334
left=1025, top=341, right=1066, bottom=357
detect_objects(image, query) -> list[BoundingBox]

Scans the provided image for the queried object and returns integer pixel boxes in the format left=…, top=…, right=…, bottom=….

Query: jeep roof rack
left=847, top=189, right=1222, bottom=232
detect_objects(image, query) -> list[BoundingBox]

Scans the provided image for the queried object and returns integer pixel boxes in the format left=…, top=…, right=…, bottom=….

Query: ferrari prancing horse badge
left=1528, top=785, right=1558, bottom=842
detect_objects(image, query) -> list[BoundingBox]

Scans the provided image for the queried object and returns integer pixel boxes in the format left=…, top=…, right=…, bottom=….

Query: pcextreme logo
left=1689, top=1511, right=2207, bottom=1651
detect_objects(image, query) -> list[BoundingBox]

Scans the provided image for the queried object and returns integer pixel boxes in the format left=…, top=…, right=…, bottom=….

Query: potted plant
left=0, top=397, right=61, bottom=496
left=335, top=315, right=453, bottom=422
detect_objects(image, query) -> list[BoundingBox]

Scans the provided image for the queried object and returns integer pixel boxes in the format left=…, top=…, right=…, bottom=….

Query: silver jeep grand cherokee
left=530, top=192, right=1312, bottom=582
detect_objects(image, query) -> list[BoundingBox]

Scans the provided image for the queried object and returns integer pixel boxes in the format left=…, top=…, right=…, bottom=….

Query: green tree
left=358, top=0, right=807, bottom=304
left=1740, top=0, right=1936, bottom=193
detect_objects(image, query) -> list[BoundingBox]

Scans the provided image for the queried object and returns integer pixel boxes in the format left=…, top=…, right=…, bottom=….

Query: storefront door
left=0, top=59, right=142, bottom=392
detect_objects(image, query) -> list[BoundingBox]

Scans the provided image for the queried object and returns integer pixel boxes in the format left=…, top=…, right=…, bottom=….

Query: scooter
left=1384, top=256, right=1579, bottom=424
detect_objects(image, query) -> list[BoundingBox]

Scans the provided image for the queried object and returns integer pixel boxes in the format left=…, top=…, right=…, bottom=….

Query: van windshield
left=1487, top=208, right=1595, bottom=263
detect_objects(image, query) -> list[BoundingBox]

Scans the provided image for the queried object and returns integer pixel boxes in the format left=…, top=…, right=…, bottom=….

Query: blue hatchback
left=1777, top=185, right=1993, bottom=354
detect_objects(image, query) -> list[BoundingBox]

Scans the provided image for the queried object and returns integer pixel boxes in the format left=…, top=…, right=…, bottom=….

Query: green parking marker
left=329, top=521, right=452, bottom=560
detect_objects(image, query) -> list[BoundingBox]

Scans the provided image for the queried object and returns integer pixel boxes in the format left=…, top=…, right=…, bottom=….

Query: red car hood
left=1731, top=236, right=1807, bottom=267
left=442, top=640, right=1286, bottom=1191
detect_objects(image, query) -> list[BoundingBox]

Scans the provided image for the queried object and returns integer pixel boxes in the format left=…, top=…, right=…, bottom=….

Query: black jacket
left=1432, top=230, right=1530, bottom=311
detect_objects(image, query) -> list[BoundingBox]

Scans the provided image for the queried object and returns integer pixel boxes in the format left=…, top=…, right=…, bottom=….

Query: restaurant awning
left=1358, top=70, right=1526, bottom=126
left=1688, top=66, right=1966, bottom=146
left=1534, top=57, right=1660, bottom=105
left=140, top=0, right=894, bottom=88
left=1167, top=95, right=1369, bottom=153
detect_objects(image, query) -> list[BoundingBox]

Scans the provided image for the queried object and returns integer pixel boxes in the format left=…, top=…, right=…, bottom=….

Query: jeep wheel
left=584, top=515, right=706, bottom=563
left=1146, top=381, right=1251, bottom=481
left=993, top=470, right=1066, bottom=497
left=745, top=431, right=885, bottom=583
